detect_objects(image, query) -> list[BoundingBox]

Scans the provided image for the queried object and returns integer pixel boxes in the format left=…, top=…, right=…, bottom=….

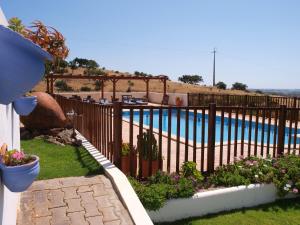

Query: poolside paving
left=17, top=175, right=133, bottom=225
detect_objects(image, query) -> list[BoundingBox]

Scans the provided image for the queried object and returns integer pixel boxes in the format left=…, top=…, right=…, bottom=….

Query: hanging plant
left=0, top=144, right=40, bottom=192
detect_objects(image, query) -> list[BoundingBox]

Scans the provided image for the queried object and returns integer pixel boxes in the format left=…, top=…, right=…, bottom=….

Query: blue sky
left=1, top=0, right=300, bottom=89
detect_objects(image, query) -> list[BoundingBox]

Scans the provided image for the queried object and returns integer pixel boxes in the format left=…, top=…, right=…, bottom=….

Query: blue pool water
left=123, top=110, right=299, bottom=145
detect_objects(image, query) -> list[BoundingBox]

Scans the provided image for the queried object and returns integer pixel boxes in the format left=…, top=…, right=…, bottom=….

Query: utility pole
left=212, top=48, right=217, bottom=86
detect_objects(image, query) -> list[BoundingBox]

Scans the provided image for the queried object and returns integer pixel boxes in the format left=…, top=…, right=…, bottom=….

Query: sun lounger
left=135, top=98, right=148, bottom=105
left=99, top=98, right=112, bottom=105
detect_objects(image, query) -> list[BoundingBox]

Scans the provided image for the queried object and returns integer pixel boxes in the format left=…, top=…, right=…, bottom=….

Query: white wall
left=0, top=7, right=20, bottom=225
left=0, top=105, right=20, bottom=225
left=148, top=184, right=297, bottom=223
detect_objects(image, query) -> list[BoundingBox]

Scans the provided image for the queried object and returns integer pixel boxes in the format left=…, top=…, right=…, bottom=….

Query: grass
left=156, top=198, right=300, bottom=225
left=21, top=138, right=103, bottom=180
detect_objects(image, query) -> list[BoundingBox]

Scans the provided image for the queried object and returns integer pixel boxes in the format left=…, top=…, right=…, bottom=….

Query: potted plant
left=0, top=144, right=40, bottom=192
left=121, top=143, right=137, bottom=175
left=175, top=97, right=183, bottom=106
left=13, top=95, right=37, bottom=116
left=137, top=130, right=160, bottom=178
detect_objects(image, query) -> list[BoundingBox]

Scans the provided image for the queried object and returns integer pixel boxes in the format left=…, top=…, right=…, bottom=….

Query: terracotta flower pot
left=121, top=154, right=137, bottom=176
left=175, top=98, right=183, bottom=106
left=121, top=156, right=130, bottom=175
left=142, top=159, right=159, bottom=178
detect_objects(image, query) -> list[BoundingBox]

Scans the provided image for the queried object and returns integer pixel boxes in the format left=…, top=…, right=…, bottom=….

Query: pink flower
left=11, top=151, right=25, bottom=161
left=293, top=188, right=299, bottom=194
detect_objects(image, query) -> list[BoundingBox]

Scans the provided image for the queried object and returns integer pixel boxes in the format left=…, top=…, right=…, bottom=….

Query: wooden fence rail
left=188, top=93, right=300, bottom=108
left=54, top=95, right=300, bottom=178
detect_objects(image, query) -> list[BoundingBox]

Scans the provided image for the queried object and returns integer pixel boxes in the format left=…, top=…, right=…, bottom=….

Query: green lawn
left=21, top=138, right=103, bottom=180
left=157, top=198, right=300, bottom=225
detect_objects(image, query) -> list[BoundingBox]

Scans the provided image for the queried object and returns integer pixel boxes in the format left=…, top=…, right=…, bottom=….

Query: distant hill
left=252, top=89, right=300, bottom=97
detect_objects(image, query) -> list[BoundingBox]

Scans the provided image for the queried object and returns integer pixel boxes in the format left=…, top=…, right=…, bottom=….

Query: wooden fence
left=54, top=95, right=300, bottom=178
left=188, top=93, right=300, bottom=108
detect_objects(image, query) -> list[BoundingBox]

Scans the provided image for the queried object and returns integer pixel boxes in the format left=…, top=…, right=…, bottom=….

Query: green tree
left=87, top=60, right=99, bottom=69
left=178, top=75, right=203, bottom=85
left=232, top=82, right=248, bottom=91
left=55, top=80, right=73, bottom=92
left=216, top=81, right=227, bottom=90
left=8, top=17, right=25, bottom=33
left=68, top=60, right=78, bottom=74
left=70, top=58, right=99, bottom=68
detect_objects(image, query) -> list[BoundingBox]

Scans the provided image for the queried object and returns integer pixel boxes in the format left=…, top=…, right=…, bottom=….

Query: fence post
left=293, top=97, right=297, bottom=108
left=226, top=95, right=230, bottom=106
left=244, top=95, right=248, bottom=106
left=113, top=102, right=122, bottom=168
left=277, top=105, right=287, bottom=156
left=207, top=103, right=216, bottom=173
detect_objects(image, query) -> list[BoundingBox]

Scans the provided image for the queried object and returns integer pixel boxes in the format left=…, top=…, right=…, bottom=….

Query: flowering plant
left=1, top=150, right=35, bottom=166
left=209, top=154, right=300, bottom=197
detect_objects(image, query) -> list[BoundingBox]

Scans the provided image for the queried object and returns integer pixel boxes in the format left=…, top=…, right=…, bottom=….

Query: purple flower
left=293, top=188, right=299, bottom=194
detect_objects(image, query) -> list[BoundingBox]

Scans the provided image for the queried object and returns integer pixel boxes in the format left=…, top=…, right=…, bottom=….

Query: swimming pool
left=123, top=109, right=299, bottom=145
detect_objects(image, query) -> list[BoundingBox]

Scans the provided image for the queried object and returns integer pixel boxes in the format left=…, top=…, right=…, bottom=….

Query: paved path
left=17, top=175, right=133, bottom=225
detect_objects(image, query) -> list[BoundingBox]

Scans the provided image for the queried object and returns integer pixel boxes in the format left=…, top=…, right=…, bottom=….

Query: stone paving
left=17, top=175, right=134, bottom=225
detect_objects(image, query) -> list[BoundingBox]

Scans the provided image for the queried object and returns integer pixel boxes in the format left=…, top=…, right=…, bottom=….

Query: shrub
left=80, top=86, right=91, bottom=92
left=209, top=156, right=274, bottom=187
left=121, top=143, right=130, bottom=157
left=54, top=80, right=73, bottom=92
left=181, top=161, right=204, bottom=183
left=272, top=154, right=300, bottom=196
left=174, top=177, right=195, bottom=198
left=130, top=170, right=197, bottom=211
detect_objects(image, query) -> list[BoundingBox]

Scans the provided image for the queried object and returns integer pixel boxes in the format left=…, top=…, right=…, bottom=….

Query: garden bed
left=148, top=183, right=297, bottom=223
left=129, top=154, right=300, bottom=223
